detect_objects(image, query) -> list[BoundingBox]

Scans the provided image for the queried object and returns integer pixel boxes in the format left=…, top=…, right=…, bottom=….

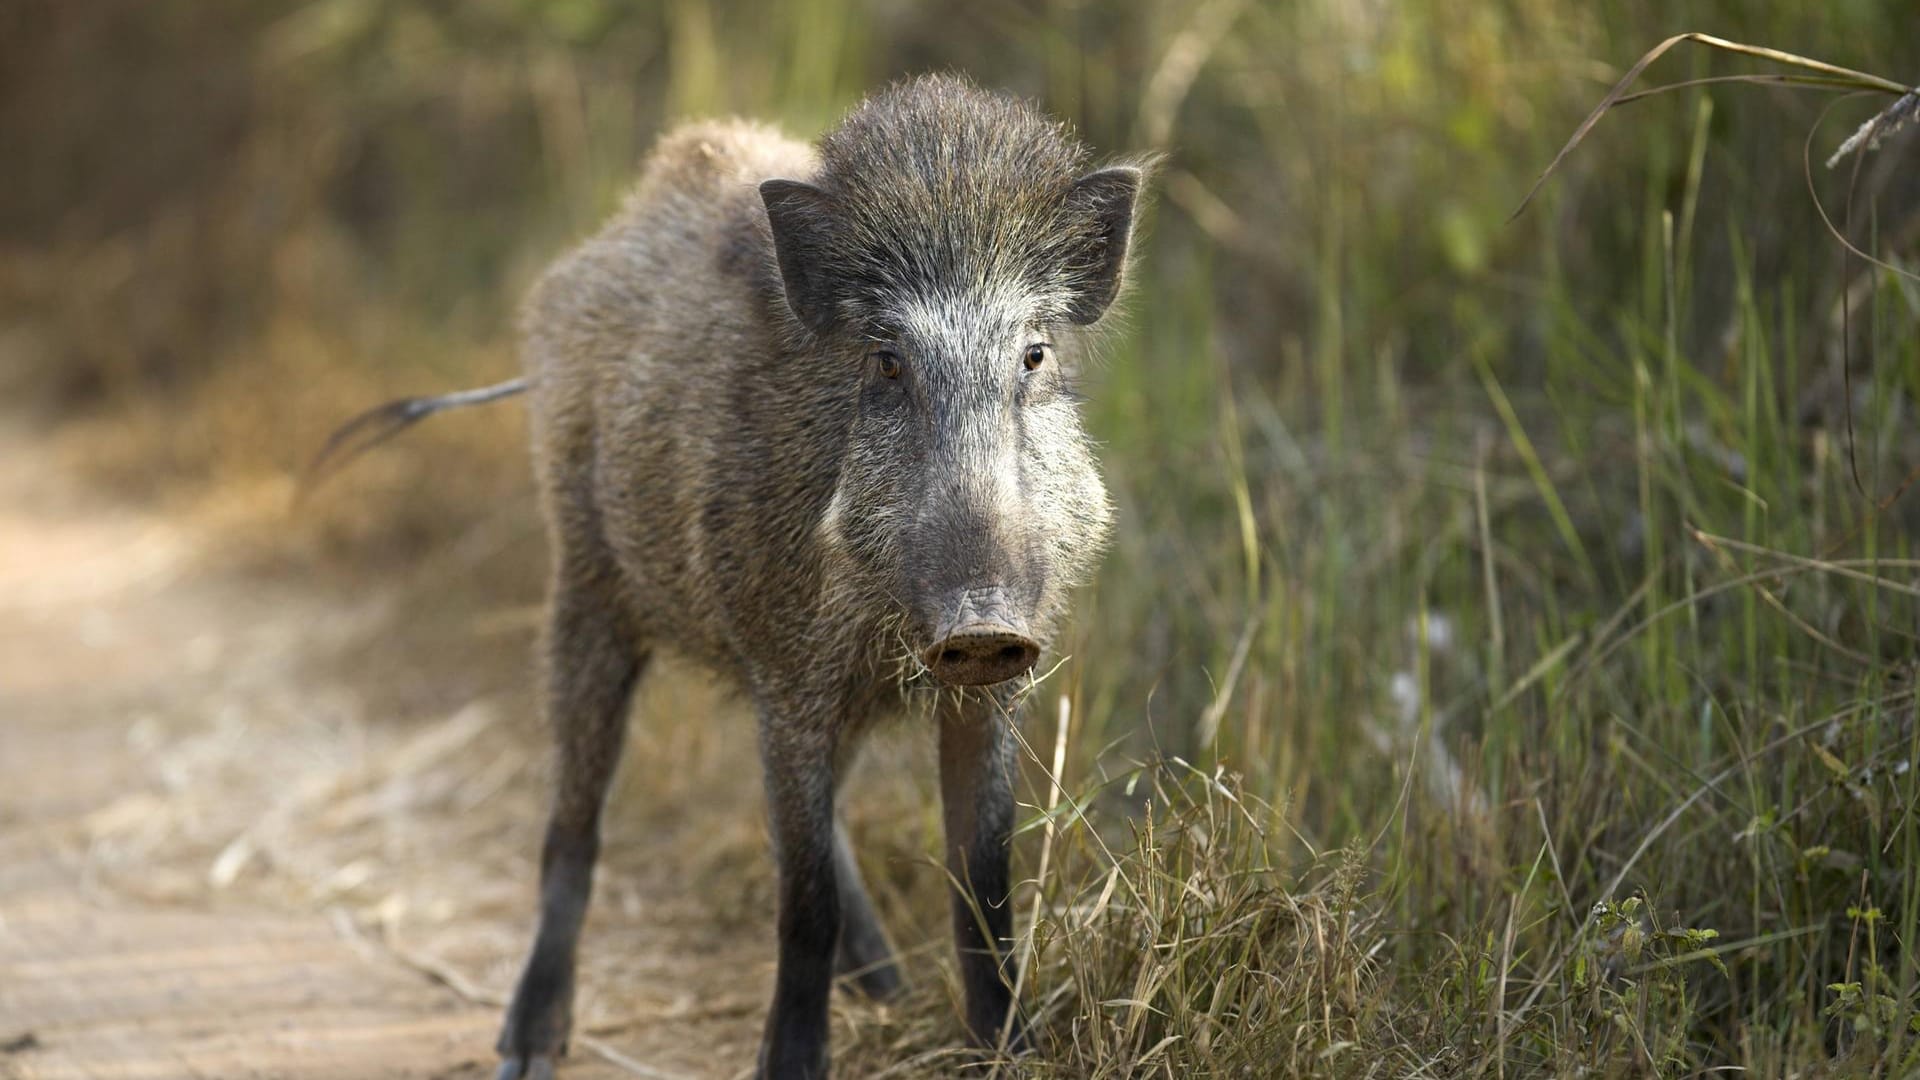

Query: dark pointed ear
left=1061, top=165, right=1143, bottom=325
left=759, top=178, right=840, bottom=334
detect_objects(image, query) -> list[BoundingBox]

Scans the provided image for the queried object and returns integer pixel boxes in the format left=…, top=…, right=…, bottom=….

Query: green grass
left=955, top=209, right=1920, bottom=1072
left=11, top=1, right=1920, bottom=1074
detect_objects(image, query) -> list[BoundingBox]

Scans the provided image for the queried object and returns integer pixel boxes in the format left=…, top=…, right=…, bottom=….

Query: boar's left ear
left=760, top=178, right=841, bottom=335
left=1061, top=165, right=1143, bottom=325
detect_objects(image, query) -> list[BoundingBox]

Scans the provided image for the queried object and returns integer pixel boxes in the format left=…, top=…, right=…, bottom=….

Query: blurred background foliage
left=7, top=0, right=1920, bottom=1072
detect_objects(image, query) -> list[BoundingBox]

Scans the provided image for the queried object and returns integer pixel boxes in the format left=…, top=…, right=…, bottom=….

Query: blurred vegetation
left=7, top=0, right=1920, bottom=1074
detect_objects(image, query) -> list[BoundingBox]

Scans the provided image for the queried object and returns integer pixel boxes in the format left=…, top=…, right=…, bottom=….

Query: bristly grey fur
left=476, top=74, right=1151, bottom=1080
left=763, top=73, right=1154, bottom=338
left=814, top=75, right=1094, bottom=317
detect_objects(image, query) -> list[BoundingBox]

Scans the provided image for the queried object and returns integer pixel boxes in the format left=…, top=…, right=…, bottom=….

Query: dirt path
left=0, top=423, right=786, bottom=1080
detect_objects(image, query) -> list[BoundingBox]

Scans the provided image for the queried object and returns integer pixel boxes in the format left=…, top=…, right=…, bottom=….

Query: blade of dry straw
left=1614, top=72, right=1865, bottom=106
left=1513, top=32, right=1910, bottom=220
left=995, top=693, right=1076, bottom=1071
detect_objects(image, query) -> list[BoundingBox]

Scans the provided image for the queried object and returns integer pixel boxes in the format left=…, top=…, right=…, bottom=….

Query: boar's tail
left=298, top=376, right=530, bottom=500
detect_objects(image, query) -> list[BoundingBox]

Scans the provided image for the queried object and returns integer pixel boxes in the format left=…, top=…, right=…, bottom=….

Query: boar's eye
left=873, top=350, right=902, bottom=379
left=1023, top=343, right=1050, bottom=372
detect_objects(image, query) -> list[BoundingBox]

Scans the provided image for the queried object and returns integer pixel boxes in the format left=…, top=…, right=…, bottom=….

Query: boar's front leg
left=755, top=698, right=844, bottom=1080
left=496, top=562, right=644, bottom=1080
left=939, top=691, right=1023, bottom=1053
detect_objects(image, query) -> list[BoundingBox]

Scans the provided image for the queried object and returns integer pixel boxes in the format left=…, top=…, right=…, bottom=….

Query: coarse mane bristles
left=809, top=74, right=1110, bottom=322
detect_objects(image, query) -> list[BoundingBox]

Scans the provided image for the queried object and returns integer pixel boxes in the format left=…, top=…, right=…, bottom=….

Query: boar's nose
left=925, top=627, right=1040, bottom=686
left=923, top=588, right=1040, bottom=686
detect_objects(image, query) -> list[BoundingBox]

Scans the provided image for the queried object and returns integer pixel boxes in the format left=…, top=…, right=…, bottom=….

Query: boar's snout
left=922, top=587, right=1040, bottom=686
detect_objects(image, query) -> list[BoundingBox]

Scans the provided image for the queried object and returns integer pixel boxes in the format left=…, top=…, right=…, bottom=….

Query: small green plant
left=1570, top=892, right=1727, bottom=1073
left=1825, top=903, right=1920, bottom=1072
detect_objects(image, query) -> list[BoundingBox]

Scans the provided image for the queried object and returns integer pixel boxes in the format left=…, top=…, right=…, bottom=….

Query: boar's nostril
left=923, top=624, right=1040, bottom=686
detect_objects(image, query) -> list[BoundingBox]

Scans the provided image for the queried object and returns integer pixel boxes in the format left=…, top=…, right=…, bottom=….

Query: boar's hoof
left=495, top=1055, right=557, bottom=1080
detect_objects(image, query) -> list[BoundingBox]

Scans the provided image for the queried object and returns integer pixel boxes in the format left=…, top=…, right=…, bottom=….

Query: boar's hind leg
left=497, top=572, right=644, bottom=1080
left=939, top=693, right=1023, bottom=1053
left=832, top=816, right=903, bottom=999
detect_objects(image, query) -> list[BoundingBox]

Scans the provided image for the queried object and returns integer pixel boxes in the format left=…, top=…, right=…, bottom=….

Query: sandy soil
left=0, top=420, right=837, bottom=1080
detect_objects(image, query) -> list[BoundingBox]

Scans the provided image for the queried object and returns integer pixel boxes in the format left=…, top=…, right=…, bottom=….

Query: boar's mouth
left=919, top=586, right=1041, bottom=686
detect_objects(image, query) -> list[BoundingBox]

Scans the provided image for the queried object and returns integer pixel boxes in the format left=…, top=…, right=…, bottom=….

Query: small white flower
left=1828, top=89, right=1920, bottom=170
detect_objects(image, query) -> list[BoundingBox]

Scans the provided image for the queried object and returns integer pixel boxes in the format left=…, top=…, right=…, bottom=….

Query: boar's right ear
left=1061, top=165, right=1143, bottom=325
left=760, top=178, right=840, bottom=335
